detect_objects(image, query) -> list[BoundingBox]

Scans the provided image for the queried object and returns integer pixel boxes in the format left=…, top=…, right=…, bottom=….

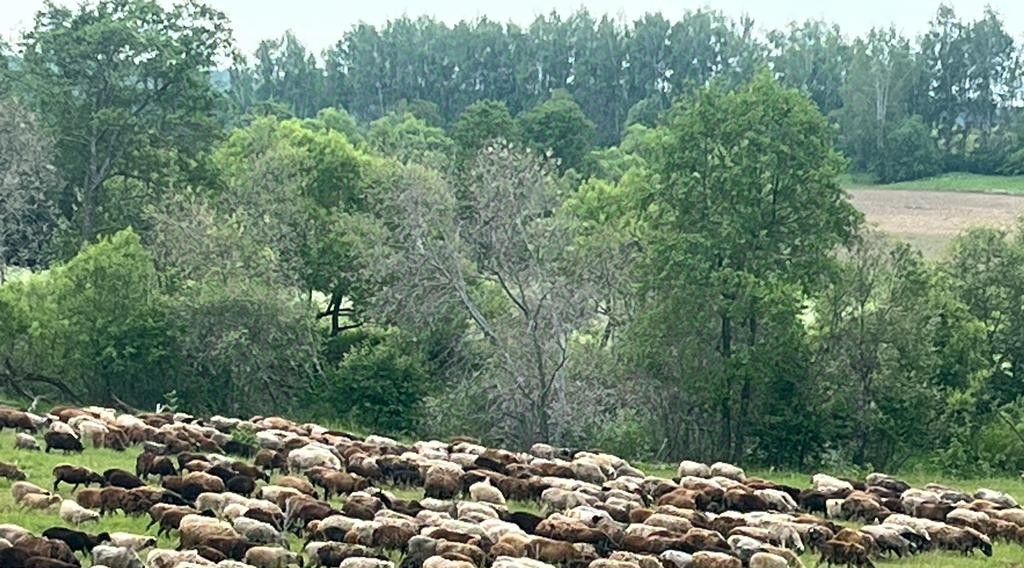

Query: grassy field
left=843, top=173, right=1024, bottom=194
left=5, top=430, right=1024, bottom=566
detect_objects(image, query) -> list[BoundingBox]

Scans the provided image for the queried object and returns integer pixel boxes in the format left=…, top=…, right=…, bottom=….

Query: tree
left=837, top=28, right=919, bottom=178
left=15, top=0, right=233, bottom=243
left=0, top=98, right=58, bottom=282
left=450, top=100, right=518, bottom=167
left=641, top=75, right=860, bottom=460
left=365, top=146, right=598, bottom=445
left=367, top=112, right=455, bottom=169
left=518, top=90, right=596, bottom=172
left=769, top=21, right=849, bottom=115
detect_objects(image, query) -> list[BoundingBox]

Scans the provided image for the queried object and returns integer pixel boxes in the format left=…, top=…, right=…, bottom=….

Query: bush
left=873, top=116, right=942, bottom=182
left=324, top=330, right=433, bottom=434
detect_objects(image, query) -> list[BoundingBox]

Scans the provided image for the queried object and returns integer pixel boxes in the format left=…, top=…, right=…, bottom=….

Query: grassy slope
left=3, top=431, right=1024, bottom=566
left=844, top=172, right=1024, bottom=194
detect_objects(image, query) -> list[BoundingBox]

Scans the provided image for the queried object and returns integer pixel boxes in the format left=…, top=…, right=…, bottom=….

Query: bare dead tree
left=365, top=144, right=599, bottom=445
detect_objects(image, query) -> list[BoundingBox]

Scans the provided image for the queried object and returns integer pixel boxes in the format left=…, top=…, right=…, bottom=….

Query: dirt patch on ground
left=849, top=189, right=1024, bottom=258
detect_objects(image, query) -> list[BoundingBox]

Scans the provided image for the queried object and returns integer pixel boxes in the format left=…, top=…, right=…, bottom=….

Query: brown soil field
left=849, top=188, right=1024, bottom=258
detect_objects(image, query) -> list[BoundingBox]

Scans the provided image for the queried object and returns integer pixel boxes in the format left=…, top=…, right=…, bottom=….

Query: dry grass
left=849, top=189, right=1024, bottom=258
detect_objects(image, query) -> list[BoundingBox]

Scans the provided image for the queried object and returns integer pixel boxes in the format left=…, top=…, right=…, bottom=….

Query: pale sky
left=3, top=0, right=1023, bottom=56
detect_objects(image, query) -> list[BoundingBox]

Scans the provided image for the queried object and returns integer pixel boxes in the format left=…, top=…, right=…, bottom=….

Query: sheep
left=690, top=551, right=742, bottom=568
left=53, top=465, right=104, bottom=493
left=59, top=499, right=101, bottom=526
left=0, top=460, right=26, bottom=481
left=492, top=556, right=557, bottom=568
left=44, top=431, right=84, bottom=454
left=11, top=481, right=49, bottom=503
left=817, top=540, right=873, bottom=568
left=812, top=475, right=853, bottom=494
left=20, top=492, right=63, bottom=511
left=709, top=463, right=745, bottom=482
left=287, top=445, right=342, bottom=472
left=15, top=433, right=39, bottom=451
left=469, top=478, right=506, bottom=505
left=145, top=549, right=214, bottom=568
left=40, top=527, right=110, bottom=557
left=748, top=552, right=788, bottom=568
left=232, top=518, right=282, bottom=545
left=0, top=524, right=31, bottom=544
left=422, top=556, right=475, bottom=568
left=337, top=559, right=393, bottom=568
left=424, top=466, right=461, bottom=500
left=677, top=461, right=711, bottom=479
left=244, top=546, right=299, bottom=568
left=975, top=489, right=1018, bottom=509
left=658, top=550, right=693, bottom=568
left=105, top=533, right=156, bottom=552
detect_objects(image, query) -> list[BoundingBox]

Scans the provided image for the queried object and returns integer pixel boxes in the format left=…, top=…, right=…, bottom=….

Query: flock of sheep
left=0, top=404, right=1020, bottom=568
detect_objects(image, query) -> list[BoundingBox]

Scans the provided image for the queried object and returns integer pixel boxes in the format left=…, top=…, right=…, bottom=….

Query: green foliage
left=367, top=112, right=455, bottom=169
left=518, top=90, right=596, bottom=172
left=325, top=330, right=432, bottom=434
left=874, top=116, right=943, bottom=183
left=451, top=100, right=517, bottom=167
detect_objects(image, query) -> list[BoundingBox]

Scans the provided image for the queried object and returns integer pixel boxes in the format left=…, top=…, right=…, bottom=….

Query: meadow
left=5, top=430, right=1024, bottom=567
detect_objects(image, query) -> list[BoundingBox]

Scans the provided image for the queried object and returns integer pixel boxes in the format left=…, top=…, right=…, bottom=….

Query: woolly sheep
left=469, top=478, right=506, bottom=506
left=709, top=462, right=745, bottom=482
left=107, top=532, right=157, bottom=551
left=659, top=550, right=693, bottom=568
left=812, top=474, right=852, bottom=494
left=338, top=558, right=394, bottom=568
left=492, top=556, right=559, bottom=568
left=20, top=492, right=62, bottom=510
left=677, top=461, right=711, bottom=479
left=10, top=480, right=48, bottom=503
left=233, top=517, right=282, bottom=545
left=244, top=545, right=300, bottom=568
left=145, top=548, right=214, bottom=568
left=749, top=552, right=788, bottom=568
left=59, top=498, right=100, bottom=525
left=92, top=544, right=145, bottom=568
left=14, top=433, right=39, bottom=450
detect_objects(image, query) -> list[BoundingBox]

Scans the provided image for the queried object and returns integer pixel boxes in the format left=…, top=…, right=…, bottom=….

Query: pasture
left=5, top=427, right=1024, bottom=567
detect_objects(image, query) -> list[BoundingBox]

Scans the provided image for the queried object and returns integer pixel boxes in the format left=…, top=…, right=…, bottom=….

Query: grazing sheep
left=15, top=433, right=39, bottom=451
left=244, top=546, right=300, bottom=568
left=40, top=527, right=110, bottom=557
left=0, top=460, right=27, bottom=481
left=59, top=499, right=101, bottom=526
left=677, top=461, right=711, bottom=479
left=469, top=478, right=506, bottom=505
left=690, top=551, right=742, bottom=568
left=233, top=517, right=282, bottom=545
left=145, top=549, right=213, bottom=568
left=748, top=552, right=788, bottom=568
left=21, top=492, right=63, bottom=511
left=106, top=532, right=156, bottom=552
left=11, top=481, right=48, bottom=502
left=424, top=466, right=461, bottom=500
left=709, top=463, right=745, bottom=482
left=338, top=558, right=394, bottom=568
left=44, top=431, right=84, bottom=454
left=53, top=465, right=104, bottom=493
left=818, top=540, right=873, bottom=568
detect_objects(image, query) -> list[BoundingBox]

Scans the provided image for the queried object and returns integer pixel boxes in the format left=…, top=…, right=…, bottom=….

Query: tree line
left=3, top=0, right=1024, bottom=475
left=223, top=5, right=1024, bottom=183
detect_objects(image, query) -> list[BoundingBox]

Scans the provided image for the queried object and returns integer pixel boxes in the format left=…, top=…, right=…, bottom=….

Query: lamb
left=15, top=433, right=39, bottom=451
left=244, top=546, right=300, bottom=568
left=53, top=465, right=104, bottom=493
left=44, top=431, right=84, bottom=454
left=59, top=499, right=101, bottom=526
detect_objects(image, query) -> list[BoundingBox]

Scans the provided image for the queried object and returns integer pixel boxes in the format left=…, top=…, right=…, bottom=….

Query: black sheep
left=43, top=431, right=84, bottom=454
left=226, top=475, right=256, bottom=497
left=40, top=527, right=110, bottom=557
left=102, top=468, right=145, bottom=489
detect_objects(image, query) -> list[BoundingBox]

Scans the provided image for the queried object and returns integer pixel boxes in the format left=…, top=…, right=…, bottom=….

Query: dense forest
left=3, top=0, right=1024, bottom=475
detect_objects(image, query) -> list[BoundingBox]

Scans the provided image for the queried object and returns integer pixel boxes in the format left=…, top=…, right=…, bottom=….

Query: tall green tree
left=641, top=75, right=860, bottom=460
left=14, top=0, right=233, bottom=244
left=518, top=90, right=596, bottom=172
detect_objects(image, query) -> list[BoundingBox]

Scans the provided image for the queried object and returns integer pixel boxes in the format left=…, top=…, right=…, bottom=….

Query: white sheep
left=749, top=552, right=789, bottom=568
left=709, top=462, right=746, bottom=482
left=469, top=478, right=506, bottom=506
left=233, top=517, right=282, bottom=545
left=20, top=492, right=62, bottom=511
left=244, top=546, right=299, bottom=568
left=92, top=544, right=145, bottom=568
left=0, top=524, right=30, bottom=543
left=338, top=558, right=394, bottom=568
left=287, top=445, right=342, bottom=472
left=658, top=550, right=693, bottom=568
left=812, top=474, right=852, bottom=494
left=107, top=532, right=157, bottom=551
left=492, top=556, right=558, bottom=568
left=60, top=498, right=100, bottom=525
left=145, top=548, right=214, bottom=568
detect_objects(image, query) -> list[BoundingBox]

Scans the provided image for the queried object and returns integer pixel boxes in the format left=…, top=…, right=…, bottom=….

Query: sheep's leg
left=53, top=478, right=60, bottom=492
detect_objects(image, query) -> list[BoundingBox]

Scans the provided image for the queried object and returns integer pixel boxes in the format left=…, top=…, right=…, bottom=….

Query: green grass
left=844, top=172, right=1024, bottom=194
left=5, top=431, right=1024, bottom=566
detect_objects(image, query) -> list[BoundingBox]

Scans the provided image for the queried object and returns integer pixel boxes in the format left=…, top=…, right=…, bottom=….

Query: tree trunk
left=719, top=311, right=733, bottom=459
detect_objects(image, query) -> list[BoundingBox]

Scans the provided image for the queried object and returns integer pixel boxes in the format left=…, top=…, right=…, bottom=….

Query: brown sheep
left=0, top=460, right=27, bottom=481
left=0, top=408, right=35, bottom=432
left=9, top=535, right=79, bottom=566
left=424, top=466, right=461, bottom=500
left=833, top=528, right=877, bottom=556
left=75, top=488, right=102, bottom=510
left=723, top=488, right=769, bottom=513
left=98, top=487, right=129, bottom=516
left=53, top=465, right=103, bottom=493
left=818, top=540, right=874, bottom=568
